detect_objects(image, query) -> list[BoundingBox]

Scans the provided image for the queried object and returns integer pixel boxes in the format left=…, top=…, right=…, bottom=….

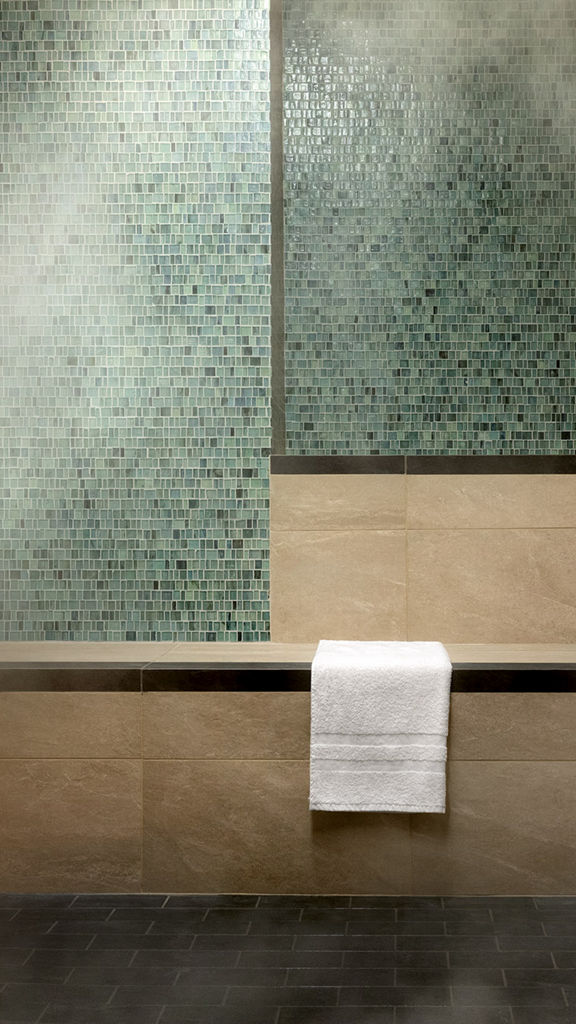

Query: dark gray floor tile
left=395, top=1010, right=512, bottom=1024
left=196, top=911, right=254, bottom=934
left=339, top=986, right=451, bottom=1006
left=258, top=896, right=351, bottom=908
left=498, top=935, right=576, bottom=950
left=543, top=921, right=576, bottom=935
left=67, top=965, right=179, bottom=986
left=396, top=967, right=503, bottom=986
left=176, top=967, right=287, bottom=986
left=563, top=984, right=575, bottom=1004
left=534, top=897, right=576, bottom=909
left=112, top=908, right=205, bottom=925
left=397, top=935, right=498, bottom=951
left=134, top=948, right=239, bottom=968
left=511, top=1010, right=575, bottom=1024
left=28, top=948, right=135, bottom=969
left=444, top=898, right=535, bottom=909
left=194, top=934, right=293, bottom=950
left=15, top=908, right=111, bottom=924
left=0, top=895, right=75, bottom=909
left=344, top=911, right=396, bottom=933
left=0, top=932, right=93, bottom=950
left=248, top=909, right=309, bottom=934
left=164, top=895, right=258, bottom=908
left=0, top=951, right=31, bottom=969
left=452, top=986, right=566, bottom=1006
left=450, top=950, right=554, bottom=968
left=73, top=894, right=167, bottom=908
left=279, top=1010, right=394, bottom=1023
left=240, top=949, right=344, bottom=968
left=504, top=968, right=576, bottom=986
left=0, top=983, right=114, bottom=1017
left=161, top=1009, right=277, bottom=1024
left=343, top=951, right=449, bottom=968
left=51, top=918, right=152, bottom=934
left=224, top=986, right=339, bottom=1007
left=91, top=933, right=193, bottom=950
left=112, top=984, right=226, bottom=1006
left=351, top=897, right=443, bottom=909
left=295, top=934, right=395, bottom=951
left=40, top=1006, right=163, bottom=1024
left=394, top=921, right=447, bottom=935
left=555, top=951, right=576, bottom=967
left=0, top=963, right=71, bottom=984
left=286, top=968, right=394, bottom=987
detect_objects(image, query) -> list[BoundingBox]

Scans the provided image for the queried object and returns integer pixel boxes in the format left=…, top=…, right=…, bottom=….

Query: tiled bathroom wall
left=283, top=0, right=576, bottom=453
left=0, top=0, right=271, bottom=640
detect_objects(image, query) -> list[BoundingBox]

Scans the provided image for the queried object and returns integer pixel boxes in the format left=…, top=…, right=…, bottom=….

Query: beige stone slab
left=157, top=641, right=317, bottom=664
left=407, top=529, right=576, bottom=642
left=0, top=641, right=175, bottom=663
left=271, top=530, right=407, bottom=642
left=0, top=694, right=141, bottom=758
left=271, top=474, right=405, bottom=531
left=0, top=759, right=142, bottom=892
left=448, top=694, right=576, bottom=760
left=446, top=643, right=576, bottom=665
left=408, top=474, right=576, bottom=530
left=143, top=759, right=411, bottom=894
left=143, top=693, right=310, bottom=759
left=411, top=761, right=576, bottom=894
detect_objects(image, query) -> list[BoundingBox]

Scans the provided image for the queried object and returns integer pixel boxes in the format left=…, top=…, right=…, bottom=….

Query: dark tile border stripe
left=406, top=455, right=576, bottom=475
left=0, top=667, right=141, bottom=692
left=271, top=455, right=406, bottom=474
left=1, top=664, right=573, bottom=692
left=271, top=455, right=576, bottom=474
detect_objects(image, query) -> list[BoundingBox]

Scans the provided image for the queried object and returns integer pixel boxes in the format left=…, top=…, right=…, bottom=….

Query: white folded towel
left=309, top=640, right=452, bottom=813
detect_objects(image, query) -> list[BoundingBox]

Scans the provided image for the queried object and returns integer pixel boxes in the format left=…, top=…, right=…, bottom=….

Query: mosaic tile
left=283, top=0, right=576, bottom=454
left=0, top=0, right=271, bottom=640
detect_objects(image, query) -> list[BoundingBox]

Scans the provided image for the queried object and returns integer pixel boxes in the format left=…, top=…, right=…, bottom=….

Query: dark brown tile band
left=406, top=455, right=576, bottom=475
left=142, top=667, right=312, bottom=692
left=271, top=455, right=406, bottom=474
left=0, top=667, right=142, bottom=692
left=271, top=454, right=576, bottom=474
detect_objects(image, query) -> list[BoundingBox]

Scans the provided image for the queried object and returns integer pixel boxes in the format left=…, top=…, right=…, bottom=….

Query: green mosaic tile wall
left=0, top=0, right=270, bottom=640
left=283, top=0, right=576, bottom=454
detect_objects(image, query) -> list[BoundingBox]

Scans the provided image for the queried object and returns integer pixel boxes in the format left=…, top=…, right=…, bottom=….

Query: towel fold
left=309, top=640, right=452, bottom=812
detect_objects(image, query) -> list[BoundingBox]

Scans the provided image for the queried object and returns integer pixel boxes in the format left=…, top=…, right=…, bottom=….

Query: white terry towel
left=310, top=640, right=452, bottom=813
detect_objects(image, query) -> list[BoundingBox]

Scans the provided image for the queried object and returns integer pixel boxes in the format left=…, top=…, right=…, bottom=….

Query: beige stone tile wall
left=270, top=473, right=576, bottom=643
left=1, top=687, right=576, bottom=893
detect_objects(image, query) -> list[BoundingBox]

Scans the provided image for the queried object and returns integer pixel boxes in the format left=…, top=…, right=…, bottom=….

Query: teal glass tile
left=0, top=0, right=270, bottom=640
left=283, top=0, right=576, bottom=454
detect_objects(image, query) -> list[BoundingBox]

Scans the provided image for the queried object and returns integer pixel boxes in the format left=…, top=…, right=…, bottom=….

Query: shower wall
left=0, top=0, right=270, bottom=640
left=283, top=0, right=576, bottom=454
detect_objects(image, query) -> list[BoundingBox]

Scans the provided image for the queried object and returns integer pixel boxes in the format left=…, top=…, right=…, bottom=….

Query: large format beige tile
left=143, top=693, right=310, bottom=759
left=0, top=693, right=141, bottom=759
left=448, top=693, right=576, bottom=760
left=408, top=474, right=576, bottom=530
left=411, top=761, right=576, bottom=894
left=143, top=759, right=411, bottom=893
left=271, top=530, right=406, bottom=642
left=0, top=759, right=142, bottom=892
left=407, top=529, right=576, bottom=642
left=271, top=474, right=405, bottom=531
left=0, top=641, right=174, bottom=663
